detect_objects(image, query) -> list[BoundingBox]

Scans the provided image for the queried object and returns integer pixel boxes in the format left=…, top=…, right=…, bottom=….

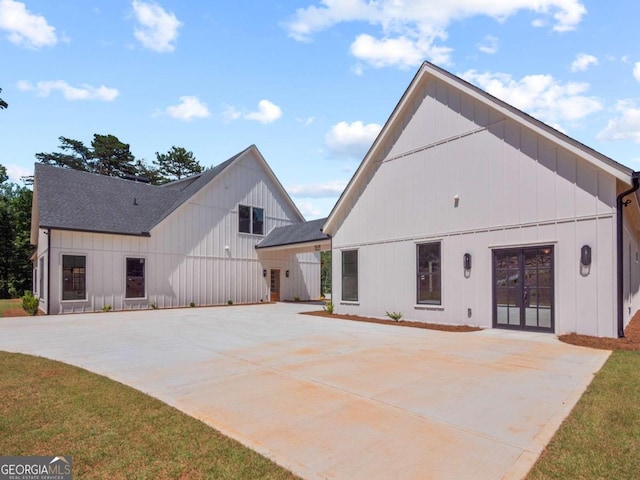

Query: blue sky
left=2, top=0, right=640, bottom=219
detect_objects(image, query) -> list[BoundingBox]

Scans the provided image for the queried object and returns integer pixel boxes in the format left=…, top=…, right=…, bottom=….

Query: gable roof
left=33, top=144, right=300, bottom=237
left=323, top=61, right=636, bottom=234
left=256, top=217, right=329, bottom=249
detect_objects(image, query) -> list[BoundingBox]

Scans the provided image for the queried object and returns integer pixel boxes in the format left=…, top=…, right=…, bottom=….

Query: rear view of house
left=323, top=62, right=640, bottom=338
left=31, top=145, right=322, bottom=314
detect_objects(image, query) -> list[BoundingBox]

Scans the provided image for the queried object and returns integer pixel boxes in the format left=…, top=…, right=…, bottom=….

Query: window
left=238, top=205, right=264, bottom=235
left=62, top=255, right=86, bottom=301
left=38, top=257, right=44, bottom=299
left=417, top=242, right=441, bottom=305
left=342, top=250, right=358, bottom=302
left=126, top=257, right=145, bottom=298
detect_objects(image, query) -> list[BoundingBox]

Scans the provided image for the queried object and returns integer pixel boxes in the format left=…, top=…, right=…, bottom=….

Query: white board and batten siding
left=330, top=73, right=632, bottom=337
left=45, top=149, right=320, bottom=314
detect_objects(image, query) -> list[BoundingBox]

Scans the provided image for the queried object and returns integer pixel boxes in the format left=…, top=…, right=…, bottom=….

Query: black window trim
left=238, top=204, right=265, bottom=236
left=125, top=256, right=146, bottom=300
left=416, top=241, right=442, bottom=306
left=61, top=253, right=87, bottom=302
left=341, top=249, right=359, bottom=302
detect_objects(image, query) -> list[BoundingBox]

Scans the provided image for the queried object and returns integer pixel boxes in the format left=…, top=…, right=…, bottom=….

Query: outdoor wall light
left=263, top=269, right=267, bottom=277
left=286, top=270, right=290, bottom=278
left=454, top=194, right=460, bottom=208
left=463, top=253, right=472, bottom=270
left=581, top=245, right=592, bottom=266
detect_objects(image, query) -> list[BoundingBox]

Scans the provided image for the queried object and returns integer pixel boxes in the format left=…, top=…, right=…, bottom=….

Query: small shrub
left=21, top=292, right=39, bottom=316
left=294, top=296, right=301, bottom=302
left=323, top=301, right=334, bottom=314
left=189, top=302, right=196, bottom=308
left=227, top=300, right=233, bottom=305
left=150, top=301, right=158, bottom=310
left=101, top=304, right=112, bottom=312
left=385, top=311, right=403, bottom=322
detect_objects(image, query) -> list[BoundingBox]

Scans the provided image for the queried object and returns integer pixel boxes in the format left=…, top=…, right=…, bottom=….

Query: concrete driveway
left=0, top=303, right=609, bottom=480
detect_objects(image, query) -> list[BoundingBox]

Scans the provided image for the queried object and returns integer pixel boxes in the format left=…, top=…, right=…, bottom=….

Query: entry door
left=270, top=269, right=280, bottom=302
left=493, top=246, right=554, bottom=332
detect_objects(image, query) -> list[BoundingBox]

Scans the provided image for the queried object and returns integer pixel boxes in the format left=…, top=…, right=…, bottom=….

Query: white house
left=323, top=62, right=640, bottom=338
left=31, top=145, right=327, bottom=314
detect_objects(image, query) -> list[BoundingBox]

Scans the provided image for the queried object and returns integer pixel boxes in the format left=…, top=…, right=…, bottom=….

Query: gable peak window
left=239, top=205, right=264, bottom=235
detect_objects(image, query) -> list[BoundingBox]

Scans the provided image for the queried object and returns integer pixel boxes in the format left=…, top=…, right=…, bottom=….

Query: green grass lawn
left=0, top=298, right=22, bottom=317
left=0, top=352, right=299, bottom=480
left=527, top=349, right=640, bottom=479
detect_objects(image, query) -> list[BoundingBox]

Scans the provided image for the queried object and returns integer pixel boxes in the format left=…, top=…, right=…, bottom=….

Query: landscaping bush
left=21, top=292, right=39, bottom=316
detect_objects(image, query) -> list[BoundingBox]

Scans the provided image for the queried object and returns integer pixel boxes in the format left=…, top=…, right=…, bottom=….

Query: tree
left=153, top=146, right=203, bottom=184
left=90, top=134, right=138, bottom=177
left=35, top=136, right=91, bottom=171
left=0, top=167, right=32, bottom=298
left=321, top=251, right=331, bottom=296
left=0, top=87, right=7, bottom=109
left=35, top=134, right=139, bottom=178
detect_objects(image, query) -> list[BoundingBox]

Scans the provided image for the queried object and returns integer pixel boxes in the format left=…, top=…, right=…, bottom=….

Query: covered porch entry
left=256, top=218, right=331, bottom=302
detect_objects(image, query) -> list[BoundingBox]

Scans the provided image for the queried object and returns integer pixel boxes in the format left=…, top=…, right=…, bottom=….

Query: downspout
left=616, top=172, right=640, bottom=338
left=46, top=228, right=51, bottom=315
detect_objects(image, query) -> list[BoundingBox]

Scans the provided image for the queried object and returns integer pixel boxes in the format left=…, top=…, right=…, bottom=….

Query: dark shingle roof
left=34, top=148, right=246, bottom=236
left=256, top=218, right=330, bottom=249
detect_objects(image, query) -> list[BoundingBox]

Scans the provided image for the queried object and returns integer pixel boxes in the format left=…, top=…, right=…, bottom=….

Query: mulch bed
left=301, top=310, right=481, bottom=332
left=304, top=309, right=640, bottom=351
left=559, top=310, right=640, bottom=351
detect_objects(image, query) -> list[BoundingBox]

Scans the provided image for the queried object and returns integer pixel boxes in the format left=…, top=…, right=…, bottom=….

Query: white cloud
left=461, top=69, right=602, bottom=125
left=296, top=201, right=324, bottom=219
left=165, top=96, right=210, bottom=121
left=0, top=0, right=57, bottom=48
left=571, top=53, right=598, bottom=72
left=297, top=116, right=315, bottom=126
left=325, top=120, right=381, bottom=158
left=17, top=80, right=119, bottom=101
left=5, top=163, right=31, bottom=183
left=597, top=101, right=640, bottom=143
left=131, top=0, right=182, bottom=53
left=222, top=104, right=242, bottom=122
left=288, top=180, right=348, bottom=198
left=350, top=34, right=451, bottom=69
left=477, top=35, right=498, bottom=54
left=633, top=62, right=640, bottom=82
left=285, top=1, right=586, bottom=68
left=245, top=99, right=282, bottom=124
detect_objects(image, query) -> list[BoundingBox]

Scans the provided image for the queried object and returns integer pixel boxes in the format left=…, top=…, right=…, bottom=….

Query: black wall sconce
left=581, top=245, right=592, bottom=266
left=463, top=253, right=472, bottom=270
left=285, top=270, right=290, bottom=278
left=263, top=269, right=267, bottom=277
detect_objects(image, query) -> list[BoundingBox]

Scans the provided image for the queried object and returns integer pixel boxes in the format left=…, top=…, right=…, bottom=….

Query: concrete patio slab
left=0, top=303, right=609, bottom=479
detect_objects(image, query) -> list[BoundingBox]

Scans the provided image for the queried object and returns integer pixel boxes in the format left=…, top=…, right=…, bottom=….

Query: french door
left=493, top=246, right=554, bottom=332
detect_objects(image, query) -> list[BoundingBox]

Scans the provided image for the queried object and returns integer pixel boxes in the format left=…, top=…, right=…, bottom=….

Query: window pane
left=239, top=205, right=250, bottom=233
left=342, top=250, right=358, bottom=301
left=126, top=258, right=145, bottom=298
left=62, top=255, right=86, bottom=301
left=253, top=207, right=264, bottom=235
left=417, top=243, right=441, bottom=305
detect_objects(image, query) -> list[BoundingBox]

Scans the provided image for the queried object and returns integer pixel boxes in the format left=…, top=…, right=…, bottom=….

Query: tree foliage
left=36, top=136, right=203, bottom=185
left=0, top=168, right=32, bottom=298
left=154, top=146, right=203, bottom=184
left=0, top=87, right=7, bottom=110
left=35, top=134, right=139, bottom=178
